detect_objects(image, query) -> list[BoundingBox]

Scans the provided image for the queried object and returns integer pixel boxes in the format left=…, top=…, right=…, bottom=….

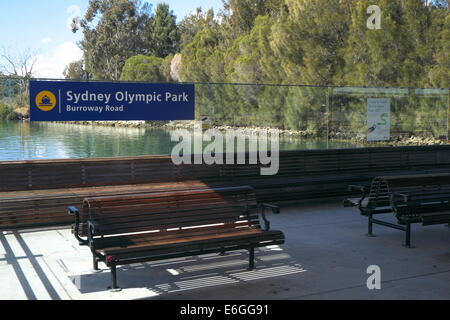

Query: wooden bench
left=0, top=155, right=231, bottom=230
left=68, top=186, right=284, bottom=291
left=3, top=145, right=450, bottom=230
left=344, top=173, right=450, bottom=247
left=227, top=146, right=450, bottom=203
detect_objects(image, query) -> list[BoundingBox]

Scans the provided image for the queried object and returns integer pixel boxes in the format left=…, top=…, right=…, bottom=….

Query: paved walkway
left=1, top=199, right=449, bottom=300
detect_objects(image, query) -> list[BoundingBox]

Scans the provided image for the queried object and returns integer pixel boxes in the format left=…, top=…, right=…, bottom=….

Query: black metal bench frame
left=68, top=187, right=284, bottom=291
left=345, top=174, right=450, bottom=247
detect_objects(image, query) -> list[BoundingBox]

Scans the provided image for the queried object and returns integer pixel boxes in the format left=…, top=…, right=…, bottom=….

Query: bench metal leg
left=367, top=213, right=376, bottom=237
left=248, top=247, right=255, bottom=271
left=370, top=217, right=414, bottom=248
left=109, top=264, right=122, bottom=292
left=91, top=254, right=102, bottom=273
left=403, top=223, right=414, bottom=248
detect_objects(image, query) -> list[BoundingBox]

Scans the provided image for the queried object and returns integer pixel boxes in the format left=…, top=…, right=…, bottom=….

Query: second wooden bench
left=344, top=173, right=450, bottom=247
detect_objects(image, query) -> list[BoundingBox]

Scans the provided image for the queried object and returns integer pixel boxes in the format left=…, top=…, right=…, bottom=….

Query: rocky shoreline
left=47, top=120, right=449, bottom=146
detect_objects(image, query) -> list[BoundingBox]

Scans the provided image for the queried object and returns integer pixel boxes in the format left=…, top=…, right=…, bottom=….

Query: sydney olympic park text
left=66, top=90, right=190, bottom=105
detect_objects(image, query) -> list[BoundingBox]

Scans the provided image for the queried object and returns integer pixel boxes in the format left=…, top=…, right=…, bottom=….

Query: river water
left=0, top=120, right=366, bottom=161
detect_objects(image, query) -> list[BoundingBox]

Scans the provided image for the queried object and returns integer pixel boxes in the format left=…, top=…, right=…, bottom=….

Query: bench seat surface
left=97, top=226, right=284, bottom=257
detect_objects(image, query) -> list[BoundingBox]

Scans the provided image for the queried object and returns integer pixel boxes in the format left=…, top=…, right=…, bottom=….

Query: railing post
left=447, top=89, right=449, bottom=142
left=326, top=86, right=331, bottom=149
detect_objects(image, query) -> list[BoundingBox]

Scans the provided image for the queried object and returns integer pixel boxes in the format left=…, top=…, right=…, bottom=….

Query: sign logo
left=35, top=90, right=57, bottom=112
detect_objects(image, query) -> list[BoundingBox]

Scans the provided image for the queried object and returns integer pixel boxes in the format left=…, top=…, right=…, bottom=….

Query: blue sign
left=29, top=80, right=195, bottom=121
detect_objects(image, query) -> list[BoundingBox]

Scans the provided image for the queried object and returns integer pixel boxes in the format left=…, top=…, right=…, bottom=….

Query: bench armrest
left=348, top=185, right=367, bottom=193
left=87, top=220, right=100, bottom=236
left=68, top=206, right=88, bottom=246
left=68, top=206, right=79, bottom=216
left=87, top=220, right=101, bottom=249
left=259, top=203, right=281, bottom=231
left=346, top=185, right=369, bottom=209
left=262, top=203, right=281, bottom=214
left=392, top=192, right=409, bottom=203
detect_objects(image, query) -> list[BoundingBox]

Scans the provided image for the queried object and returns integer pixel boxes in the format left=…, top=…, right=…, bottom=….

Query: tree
left=338, top=0, right=443, bottom=88
left=145, top=3, right=179, bottom=58
left=225, top=16, right=281, bottom=83
left=75, top=0, right=151, bottom=80
left=0, top=47, right=36, bottom=78
left=400, top=0, right=434, bottom=87
left=221, top=0, right=284, bottom=38
left=178, top=8, right=216, bottom=50
left=428, top=4, right=450, bottom=87
left=0, top=47, right=37, bottom=97
left=180, top=20, right=224, bottom=82
left=63, top=60, right=90, bottom=80
left=120, top=55, right=167, bottom=82
left=340, top=0, right=405, bottom=86
left=270, top=0, right=351, bottom=85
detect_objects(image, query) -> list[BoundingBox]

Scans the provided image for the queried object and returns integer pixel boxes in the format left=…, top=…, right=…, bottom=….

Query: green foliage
left=76, top=0, right=151, bottom=80
left=224, top=16, right=279, bottom=83
left=340, top=0, right=430, bottom=87
left=0, top=102, right=19, bottom=120
left=73, top=0, right=448, bottom=88
left=178, top=8, right=216, bottom=50
left=180, top=24, right=224, bottom=82
left=288, top=0, right=350, bottom=85
left=221, top=0, right=284, bottom=38
left=63, top=60, right=88, bottom=80
left=429, top=10, right=450, bottom=87
left=145, top=3, right=179, bottom=57
left=67, top=0, right=449, bottom=137
left=120, top=55, right=167, bottom=82
left=0, top=77, right=21, bottom=99
left=179, top=0, right=448, bottom=89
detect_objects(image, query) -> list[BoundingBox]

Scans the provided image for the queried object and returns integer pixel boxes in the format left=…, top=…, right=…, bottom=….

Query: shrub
left=0, top=102, right=19, bottom=120
left=120, top=55, right=168, bottom=82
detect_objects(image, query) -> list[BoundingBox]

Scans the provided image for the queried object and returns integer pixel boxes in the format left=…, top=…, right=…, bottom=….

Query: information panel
left=367, top=98, right=391, bottom=141
left=29, top=80, right=195, bottom=121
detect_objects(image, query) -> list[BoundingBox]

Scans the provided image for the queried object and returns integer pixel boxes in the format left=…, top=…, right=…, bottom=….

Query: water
left=0, top=120, right=366, bottom=161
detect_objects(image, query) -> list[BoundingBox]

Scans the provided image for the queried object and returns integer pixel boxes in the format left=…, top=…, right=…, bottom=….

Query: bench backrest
left=367, top=174, right=450, bottom=217
left=393, top=194, right=450, bottom=218
left=82, top=186, right=259, bottom=236
left=3, top=146, right=450, bottom=192
left=365, top=177, right=391, bottom=209
left=386, top=174, right=450, bottom=217
left=0, top=156, right=178, bottom=192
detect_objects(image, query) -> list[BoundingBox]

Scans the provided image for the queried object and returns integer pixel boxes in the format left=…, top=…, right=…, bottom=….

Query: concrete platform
left=1, top=199, right=449, bottom=300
